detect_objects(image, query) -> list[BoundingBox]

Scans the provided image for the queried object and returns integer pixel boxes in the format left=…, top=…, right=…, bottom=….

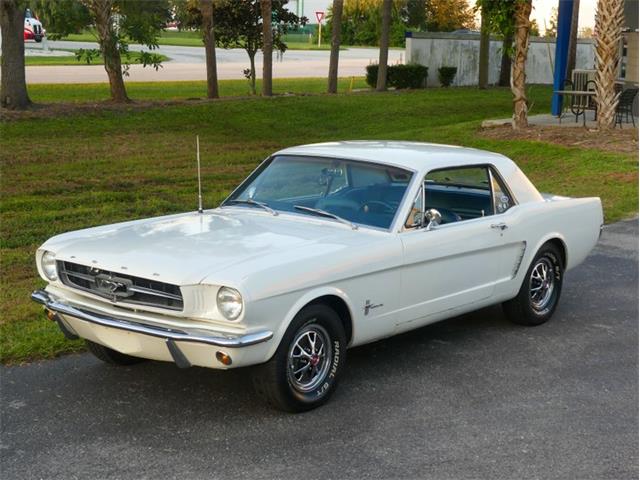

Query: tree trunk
left=376, top=0, right=392, bottom=92
left=511, top=0, right=532, bottom=130
left=90, top=0, right=129, bottom=103
left=567, top=0, right=580, bottom=76
left=248, top=51, right=257, bottom=95
left=260, top=0, right=272, bottom=96
left=327, top=0, right=343, bottom=94
left=595, top=0, right=624, bottom=130
left=499, top=32, right=513, bottom=87
left=200, top=0, right=219, bottom=99
left=479, top=11, right=490, bottom=89
left=0, top=0, right=31, bottom=110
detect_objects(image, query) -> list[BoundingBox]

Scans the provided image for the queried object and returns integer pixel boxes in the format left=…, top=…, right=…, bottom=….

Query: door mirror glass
left=425, top=208, right=442, bottom=230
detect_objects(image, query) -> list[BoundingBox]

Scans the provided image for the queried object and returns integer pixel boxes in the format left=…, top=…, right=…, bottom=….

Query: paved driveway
left=23, top=41, right=404, bottom=84
left=1, top=220, right=637, bottom=479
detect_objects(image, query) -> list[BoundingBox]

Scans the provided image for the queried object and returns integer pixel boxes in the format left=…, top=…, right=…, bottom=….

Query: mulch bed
left=479, top=124, right=638, bottom=155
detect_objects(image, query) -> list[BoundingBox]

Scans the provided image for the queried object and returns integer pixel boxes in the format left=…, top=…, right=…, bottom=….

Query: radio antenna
left=196, top=135, right=203, bottom=214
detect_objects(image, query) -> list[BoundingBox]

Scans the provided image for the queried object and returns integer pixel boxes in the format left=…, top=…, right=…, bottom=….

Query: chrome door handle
left=491, top=223, right=508, bottom=230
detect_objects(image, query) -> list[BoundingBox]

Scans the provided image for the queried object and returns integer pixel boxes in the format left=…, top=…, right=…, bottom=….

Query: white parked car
left=32, top=142, right=603, bottom=412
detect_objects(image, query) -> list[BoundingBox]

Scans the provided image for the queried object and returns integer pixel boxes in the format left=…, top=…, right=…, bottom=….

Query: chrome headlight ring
left=41, top=251, right=58, bottom=281
left=216, top=286, right=243, bottom=321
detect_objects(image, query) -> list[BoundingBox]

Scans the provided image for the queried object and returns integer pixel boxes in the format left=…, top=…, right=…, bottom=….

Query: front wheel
left=252, top=304, right=346, bottom=412
left=503, top=242, right=564, bottom=326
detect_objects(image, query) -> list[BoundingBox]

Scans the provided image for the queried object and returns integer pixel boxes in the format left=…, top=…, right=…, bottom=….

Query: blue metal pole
left=551, top=0, right=575, bottom=116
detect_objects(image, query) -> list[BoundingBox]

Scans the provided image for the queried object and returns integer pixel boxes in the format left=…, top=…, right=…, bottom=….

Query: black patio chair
left=615, top=87, right=638, bottom=128
left=585, top=80, right=598, bottom=121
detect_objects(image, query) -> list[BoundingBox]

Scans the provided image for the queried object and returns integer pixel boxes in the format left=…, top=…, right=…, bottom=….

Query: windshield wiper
left=293, top=205, right=358, bottom=230
left=226, top=199, right=278, bottom=216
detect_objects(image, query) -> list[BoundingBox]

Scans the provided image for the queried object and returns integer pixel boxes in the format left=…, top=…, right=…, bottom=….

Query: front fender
left=265, top=286, right=356, bottom=361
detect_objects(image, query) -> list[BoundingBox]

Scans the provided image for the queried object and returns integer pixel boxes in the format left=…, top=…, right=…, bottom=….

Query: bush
left=438, top=66, right=457, bottom=87
left=365, top=64, right=428, bottom=89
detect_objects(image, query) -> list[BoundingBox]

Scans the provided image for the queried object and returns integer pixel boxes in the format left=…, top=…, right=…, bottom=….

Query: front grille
left=57, top=261, right=183, bottom=311
left=33, top=25, right=41, bottom=35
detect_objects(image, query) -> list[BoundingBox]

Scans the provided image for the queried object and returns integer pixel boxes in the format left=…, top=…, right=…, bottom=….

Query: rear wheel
left=252, top=304, right=346, bottom=412
left=503, top=242, right=564, bottom=326
left=85, top=340, right=145, bottom=366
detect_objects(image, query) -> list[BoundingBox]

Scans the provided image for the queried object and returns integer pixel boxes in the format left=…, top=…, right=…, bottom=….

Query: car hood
left=42, top=208, right=379, bottom=286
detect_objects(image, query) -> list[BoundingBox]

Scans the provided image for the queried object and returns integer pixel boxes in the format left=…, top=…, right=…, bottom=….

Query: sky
left=295, top=0, right=599, bottom=33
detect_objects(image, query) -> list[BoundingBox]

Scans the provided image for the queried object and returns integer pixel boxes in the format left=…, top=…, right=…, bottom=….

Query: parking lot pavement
left=1, top=219, right=637, bottom=480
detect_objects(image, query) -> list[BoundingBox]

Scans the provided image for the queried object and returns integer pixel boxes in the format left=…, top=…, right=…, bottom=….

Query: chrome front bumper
left=31, top=289, right=273, bottom=368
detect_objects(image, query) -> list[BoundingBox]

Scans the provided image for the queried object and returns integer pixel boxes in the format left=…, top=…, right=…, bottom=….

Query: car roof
left=274, top=141, right=511, bottom=173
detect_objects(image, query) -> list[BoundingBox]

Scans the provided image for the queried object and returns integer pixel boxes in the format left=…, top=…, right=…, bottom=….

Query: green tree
left=37, top=0, right=170, bottom=103
left=405, top=0, right=427, bottom=30
left=213, top=0, right=304, bottom=95
left=512, top=0, right=533, bottom=129
left=324, top=0, right=406, bottom=47
left=172, top=0, right=220, bottom=98
left=529, top=18, right=540, bottom=36
left=425, top=0, right=475, bottom=32
left=260, top=0, right=272, bottom=96
left=477, top=0, right=533, bottom=128
left=0, top=0, right=31, bottom=109
left=545, top=7, right=557, bottom=37
left=376, top=0, right=392, bottom=91
left=475, top=0, right=516, bottom=86
left=327, top=0, right=344, bottom=94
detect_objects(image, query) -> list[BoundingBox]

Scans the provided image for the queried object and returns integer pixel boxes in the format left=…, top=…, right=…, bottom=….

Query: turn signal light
left=45, top=309, right=56, bottom=321
left=216, top=351, right=232, bottom=366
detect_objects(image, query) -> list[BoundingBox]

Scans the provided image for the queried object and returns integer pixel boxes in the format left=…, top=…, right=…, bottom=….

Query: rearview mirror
left=425, top=208, right=442, bottom=231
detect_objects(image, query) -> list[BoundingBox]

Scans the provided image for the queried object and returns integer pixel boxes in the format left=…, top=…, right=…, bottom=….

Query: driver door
left=396, top=165, right=512, bottom=328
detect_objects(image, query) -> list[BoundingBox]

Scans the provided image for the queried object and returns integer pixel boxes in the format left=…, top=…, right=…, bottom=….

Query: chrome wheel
left=529, top=257, right=555, bottom=311
left=287, top=323, right=332, bottom=393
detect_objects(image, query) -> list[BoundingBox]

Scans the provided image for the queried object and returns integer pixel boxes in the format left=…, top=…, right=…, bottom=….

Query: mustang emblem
left=94, top=273, right=134, bottom=300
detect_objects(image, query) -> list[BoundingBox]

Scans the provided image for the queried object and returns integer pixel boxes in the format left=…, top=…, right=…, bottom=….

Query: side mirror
left=424, top=208, right=442, bottom=230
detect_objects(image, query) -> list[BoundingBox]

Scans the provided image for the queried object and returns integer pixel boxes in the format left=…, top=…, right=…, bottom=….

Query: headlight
left=41, top=251, right=58, bottom=281
left=216, top=287, right=243, bottom=320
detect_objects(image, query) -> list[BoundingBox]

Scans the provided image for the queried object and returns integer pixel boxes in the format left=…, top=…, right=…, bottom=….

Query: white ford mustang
left=32, top=141, right=603, bottom=412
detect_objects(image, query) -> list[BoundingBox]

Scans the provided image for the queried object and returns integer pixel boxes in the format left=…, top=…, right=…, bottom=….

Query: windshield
left=223, top=155, right=414, bottom=229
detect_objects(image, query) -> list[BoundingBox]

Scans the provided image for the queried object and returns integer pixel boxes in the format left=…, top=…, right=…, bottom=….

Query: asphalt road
left=1, top=219, right=637, bottom=479
left=23, top=40, right=404, bottom=84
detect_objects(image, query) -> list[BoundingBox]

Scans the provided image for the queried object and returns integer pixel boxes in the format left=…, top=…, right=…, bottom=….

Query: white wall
left=406, top=32, right=596, bottom=86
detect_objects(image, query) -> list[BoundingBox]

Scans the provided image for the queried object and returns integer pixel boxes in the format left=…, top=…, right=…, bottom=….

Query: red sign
left=315, top=11, right=325, bottom=23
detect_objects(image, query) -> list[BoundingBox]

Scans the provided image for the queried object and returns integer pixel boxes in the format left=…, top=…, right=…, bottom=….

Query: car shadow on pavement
left=34, top=304, right=516, bottom=418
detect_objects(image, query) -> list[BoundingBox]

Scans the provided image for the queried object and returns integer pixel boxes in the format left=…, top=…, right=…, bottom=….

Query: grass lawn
left=27, top=77, right=370, bottom=103
left=1, top=81, right=636, bottom=364
left=21, top=51, right=169, bottom=66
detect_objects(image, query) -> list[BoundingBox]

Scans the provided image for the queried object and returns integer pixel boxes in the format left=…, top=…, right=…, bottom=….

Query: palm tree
left=511, top=0, right=532, bottom=129
left=261, top=0, right=273, bottom=96
left=376, top=0, right=392, bottom=92
left=594, top=0, right=625, bottom=130
left=327, top=0, right=344, bottom=94
left=200, top=0, right=219, bottom=99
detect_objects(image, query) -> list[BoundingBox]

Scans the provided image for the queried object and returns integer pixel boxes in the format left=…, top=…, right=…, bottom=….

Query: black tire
left=85, top=340, right=145, bottom=366
left=34, top=36, right=42, bottom=42
left=503, top=242, right=564, bottom=326
left=252, top=304, right=347, bottom=413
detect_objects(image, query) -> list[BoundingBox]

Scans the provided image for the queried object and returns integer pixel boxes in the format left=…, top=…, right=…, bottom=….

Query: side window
left=424, top=166, right=492, bottom=222
left=490, top=169, right=515, bottom=214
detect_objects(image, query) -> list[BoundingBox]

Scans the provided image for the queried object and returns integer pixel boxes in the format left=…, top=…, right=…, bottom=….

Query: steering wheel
left=360, top=200, right=395, bottom=214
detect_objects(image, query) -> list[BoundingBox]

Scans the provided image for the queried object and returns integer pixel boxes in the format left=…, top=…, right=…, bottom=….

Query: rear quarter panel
left=497, top=196, right=603, bottom=300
